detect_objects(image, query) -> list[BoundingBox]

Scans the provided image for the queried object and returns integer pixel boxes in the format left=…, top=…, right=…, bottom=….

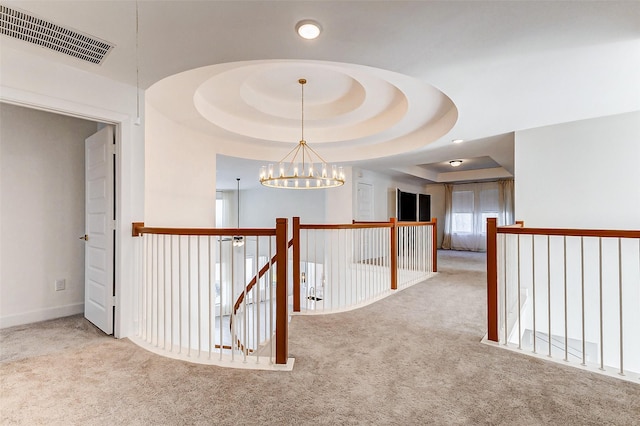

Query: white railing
left=131, top=221, right=291, bottom=369
left=293, top=218, right=438, bottom=314
left=129, top=217, right=437, bottom=369
left=397, top=222, right=437, bottom=289
left=486, top=218, right=640, bottom=382
left=297, top=224, right=391, bottom=312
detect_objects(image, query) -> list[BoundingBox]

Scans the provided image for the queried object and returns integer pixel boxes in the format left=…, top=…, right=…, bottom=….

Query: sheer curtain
left=441, top=184, right=453, bottom=249
left=443, top=180, right=514, bottom=252
left=499, top=179, right=514, bottom=226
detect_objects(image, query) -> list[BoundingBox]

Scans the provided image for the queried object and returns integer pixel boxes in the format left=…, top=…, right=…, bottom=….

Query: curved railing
left=292, top=217, right=438, bottom=313
left=486, top=218, right=640, bottom=382
left=232, top=238, right=293, bottom=354
left=130, top=216, right=437, bottom=369
left=131, top=219, right=290, bottom=369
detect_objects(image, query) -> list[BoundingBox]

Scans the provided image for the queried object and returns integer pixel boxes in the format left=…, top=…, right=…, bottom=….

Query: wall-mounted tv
left=397, top=189, right=430, bottom=222
left=397, top=189, right=417, bottom=221
left=418, top=193, right=431, bottom=222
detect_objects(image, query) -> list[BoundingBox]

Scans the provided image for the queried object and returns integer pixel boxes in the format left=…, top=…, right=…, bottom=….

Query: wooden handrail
left=499, top=223, right=525, bottom=229
left=301, top=223, right=393, bottom=230
left=303, top=220, right=437, bottom=230
left=132, top=222, right=276, bottom=237
left=352, top=220, right=388, bottom=224
left=498, top=227, right=640, bottom=238
left=397, top=221, right=436, bottom=227
left=232, top=238, right=293, bottom=312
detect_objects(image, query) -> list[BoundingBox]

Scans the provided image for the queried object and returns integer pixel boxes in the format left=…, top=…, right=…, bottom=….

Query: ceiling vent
left=0, top=5, right=114, bottom=65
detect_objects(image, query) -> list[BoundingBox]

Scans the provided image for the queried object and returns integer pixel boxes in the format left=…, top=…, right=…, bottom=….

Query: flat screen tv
left=418, top=193, right=431, bottom=222
left=397, top=189, right=417, bottom=221
left=397, top=189, right=431, bottom=222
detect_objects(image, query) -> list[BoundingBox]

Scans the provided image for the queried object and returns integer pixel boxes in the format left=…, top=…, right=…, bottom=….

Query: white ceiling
left=2, top=1, right=639, bottom=190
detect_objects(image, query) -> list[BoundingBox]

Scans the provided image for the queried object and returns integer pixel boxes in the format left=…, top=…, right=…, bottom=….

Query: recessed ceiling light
left=449, top=160, right=463, bottom=167
left=452, top=139, right=464, bottom=144
left=296, top=20, right=322, bottom=40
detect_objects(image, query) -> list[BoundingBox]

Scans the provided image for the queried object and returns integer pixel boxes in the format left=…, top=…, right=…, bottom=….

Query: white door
left=84, top=126, right=115, bottom=334
left=356, top=183, right=374, bottom=260
left=356, top=182, right=373, bottom=221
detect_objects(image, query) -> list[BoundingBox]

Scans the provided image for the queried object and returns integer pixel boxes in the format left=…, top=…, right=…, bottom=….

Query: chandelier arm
left=277, top=141, right=303, bottom=164
left=302, top=142, right=305, bottom=168
left=286, top=142, right=304, bottom=170
left=304, top=145, right=316, bottom=165
left=303, top=142, right=330, bottom=165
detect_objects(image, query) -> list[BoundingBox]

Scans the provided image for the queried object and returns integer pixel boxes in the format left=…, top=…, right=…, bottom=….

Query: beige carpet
left=1, top=250, right=638, bottom=425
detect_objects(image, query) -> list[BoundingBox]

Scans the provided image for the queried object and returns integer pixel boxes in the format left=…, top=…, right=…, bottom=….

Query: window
left=479, top=187, right=499, bottom=234
left=452, top=191, right=474, bottom=233
left=453, top=213, right=473, bottom=233
left=449, top=183, right=501, bottom=251
left=480, top=212, right=499, bottom=233
left=215, top=191, right=224, bottom=228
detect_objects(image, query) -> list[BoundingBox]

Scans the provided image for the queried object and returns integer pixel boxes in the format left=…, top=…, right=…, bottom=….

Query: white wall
left=352, top=168, right=426, bottom=222
left=0, top=104, right=98, bottom=327
left=513, top=112, right=640, bottom=373
left=145, top=104, right=217, bottom=227
left=238, top=185, right=327, bottom=229
left=1, top=46, right=145, bottom=337
left=326, top=167, right=353, bottom=223
left=515, top=111, right=640, bottom=229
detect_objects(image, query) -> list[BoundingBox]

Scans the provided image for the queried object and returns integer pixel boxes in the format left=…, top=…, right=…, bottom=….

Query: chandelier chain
left=300, top=79, right=305, bottom=167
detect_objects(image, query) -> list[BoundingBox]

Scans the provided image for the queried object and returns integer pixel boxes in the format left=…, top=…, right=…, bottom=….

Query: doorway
left=0, top=103, right=115, bottom=333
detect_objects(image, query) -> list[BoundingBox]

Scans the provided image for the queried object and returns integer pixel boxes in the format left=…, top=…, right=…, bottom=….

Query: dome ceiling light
left=449, top=160, right=463, bottom=167
left=295, top=20, right=322, bottom=40
left=260, top=78, right=345, bottom=189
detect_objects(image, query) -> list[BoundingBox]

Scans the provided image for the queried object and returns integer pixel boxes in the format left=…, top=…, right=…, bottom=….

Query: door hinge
left=109, top=144, right=116, bottom=155
left=111, top=295, right=116, bottom=306
left=112, top=219, right=117, bottom=230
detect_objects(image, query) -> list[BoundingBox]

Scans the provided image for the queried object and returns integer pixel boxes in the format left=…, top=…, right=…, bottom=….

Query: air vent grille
left=0, top=5, right=114, bottom=65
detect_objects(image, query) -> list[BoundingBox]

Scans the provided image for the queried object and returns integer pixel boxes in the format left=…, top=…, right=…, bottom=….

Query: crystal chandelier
left=260, top=79, right=345, bottom=189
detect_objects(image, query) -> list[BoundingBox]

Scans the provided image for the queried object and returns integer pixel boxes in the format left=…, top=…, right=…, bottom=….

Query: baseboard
left=0, top=303, right=84, bottom=329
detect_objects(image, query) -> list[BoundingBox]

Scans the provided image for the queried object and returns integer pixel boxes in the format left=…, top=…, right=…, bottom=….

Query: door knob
left=79, top=235, right=88, bottom=241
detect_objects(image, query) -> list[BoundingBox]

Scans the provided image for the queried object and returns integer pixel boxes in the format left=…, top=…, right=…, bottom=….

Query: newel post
left=292, top=216, right=301, bottom=313
left=431, top=217, right=438, bottom=273
left=486, top=217, right=499, bottom=342
left=132, top=222, right=144, bottom=237
left=275, top=218, right=289, bottom=364
left=390, top=218, right=398, bottom=290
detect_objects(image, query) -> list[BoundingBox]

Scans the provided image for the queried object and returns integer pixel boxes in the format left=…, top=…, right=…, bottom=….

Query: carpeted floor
left=1, top=250, right=638, bottom=425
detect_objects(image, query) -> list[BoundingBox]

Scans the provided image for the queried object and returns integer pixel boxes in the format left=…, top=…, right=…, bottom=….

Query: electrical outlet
left=55, top=279, right=66, bottom=291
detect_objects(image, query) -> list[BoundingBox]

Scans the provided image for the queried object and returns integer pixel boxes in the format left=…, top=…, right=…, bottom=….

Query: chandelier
left=259, top=78, right=345, bottom=189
